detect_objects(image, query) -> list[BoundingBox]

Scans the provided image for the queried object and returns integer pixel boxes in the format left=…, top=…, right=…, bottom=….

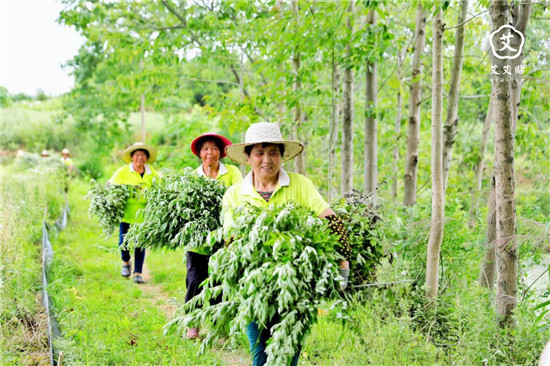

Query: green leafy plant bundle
left=87, top=180, right=129, bottom=236
left=167, top=202, right=348, bottom=366
left=332, top=189, right=384, bottom=286
left=123, top=168, right=226, bottom=251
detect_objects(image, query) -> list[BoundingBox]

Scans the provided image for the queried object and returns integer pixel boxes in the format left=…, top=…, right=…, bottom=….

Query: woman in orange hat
left=185, top=133, right=242, bottom=339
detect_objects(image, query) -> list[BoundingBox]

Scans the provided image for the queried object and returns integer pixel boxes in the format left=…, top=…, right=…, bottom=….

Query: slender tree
left=425, top=6, right=445, bottom=300
left=442, top=0, right=470, bottom=189
left=489, top=0, right=532, bottom=326
left=469, top=99, right=493, bottom=228
left=291, top=0, right=306, bottom=175
left=403, top=4, right=427, bottom=206
left=364, top=9, right=378, bottom=199
left=479, top=176, right=497, bottom=289
left=341, top=0, right=355, bottom=194
left=329, top=46, right=340, bottom=201
left=490, top=0, right=515, bottom=325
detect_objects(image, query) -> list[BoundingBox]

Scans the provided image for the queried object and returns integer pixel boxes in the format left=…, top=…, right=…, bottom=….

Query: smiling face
left=246, top=143, right=282, bottom=182
left=131, top=150, right=148, bottom=169
left=199, top=139, right=221, bottom=168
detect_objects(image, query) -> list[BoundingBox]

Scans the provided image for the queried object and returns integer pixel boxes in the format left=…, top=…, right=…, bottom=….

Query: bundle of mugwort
left=167, top=202, right=349, bottom=366
left=87, top=180, right=129, bottom=237
left=123, top=168, right=226, bottom=252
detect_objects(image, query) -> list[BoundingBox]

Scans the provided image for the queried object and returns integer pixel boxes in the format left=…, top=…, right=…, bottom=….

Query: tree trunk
left=341, top=1, right=354, bottom=194
left=442, top=0, right=469, bottom=190
left=489, top=0, right=517, bottom=327
left=403, top=4, right=426, bottom=206
left=292, top=0, right=305, bottom=175
left=329, top=46, right=340, bottom=201
left=392, top=61, right=403, bottom=201
left=425, top=7, right=445, bottom=300
left=364, top=9, right=377, bottom=199
left=468, top=100, right=493, bottom=228
left=479, top=177, right=497, bottom=289
left=479, top=0, right=531, bottom=294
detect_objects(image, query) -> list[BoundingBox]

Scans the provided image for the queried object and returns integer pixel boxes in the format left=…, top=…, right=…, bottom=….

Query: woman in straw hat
left=185, top=133, right=243, bottom=339
left=223, top=122, right=351, bottom=366
left=108, top=142, right=159, bottom=284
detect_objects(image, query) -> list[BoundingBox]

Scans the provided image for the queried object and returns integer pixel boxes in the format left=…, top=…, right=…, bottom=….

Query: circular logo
left=489, top=25, right=525, bottom=60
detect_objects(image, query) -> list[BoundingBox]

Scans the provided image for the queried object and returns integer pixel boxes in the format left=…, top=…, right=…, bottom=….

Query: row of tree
left=58, top=0, right=549, bottom=327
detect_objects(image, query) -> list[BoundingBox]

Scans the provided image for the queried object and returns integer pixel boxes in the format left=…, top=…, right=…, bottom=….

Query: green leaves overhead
left=122, top=168, right=226, bottom=252
left=167, top=202, right=348, bottom=365
left=87, top=181, right=129, bottom=236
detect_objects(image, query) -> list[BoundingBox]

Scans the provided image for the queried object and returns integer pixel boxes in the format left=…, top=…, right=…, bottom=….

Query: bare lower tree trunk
left=442, top=0, right=469, bottom=189
left=292, top=0, right=305, bottom=175
left=364, top=10, right=377, bottom=199
left=490, top=0, right=518, bottom=327
left=479, top=177, right=497, bottom=289
left=425, top=7, right=445, bottom=300
left=403, top=4, right=426, bottom=206
left=392, top=62, right=403, bottom=201
left=329, top=47, right=340, bottom=201
left=468, top=100, right=493, bottom=228
left=341, top=1, right=355, bottom=194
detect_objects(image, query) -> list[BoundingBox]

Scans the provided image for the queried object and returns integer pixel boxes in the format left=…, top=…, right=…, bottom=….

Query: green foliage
left=331, top=189, right=385, bottom=286
left=123, top=168, right=226, bottom=252
left=168, top=203, right=348, bottom=366
left=87, top=181, right=129, bottom=236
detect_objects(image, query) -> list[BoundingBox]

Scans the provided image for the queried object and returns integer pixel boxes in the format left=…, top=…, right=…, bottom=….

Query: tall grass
left=0, top=162, right=65, bottom=364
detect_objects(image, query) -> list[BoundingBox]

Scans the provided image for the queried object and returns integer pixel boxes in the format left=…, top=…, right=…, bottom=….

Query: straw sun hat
left=62, top=148, right=70, bottom=155
left=225, top=122, right=304, bottom=165
left=121, top=142, right=157, bottom=163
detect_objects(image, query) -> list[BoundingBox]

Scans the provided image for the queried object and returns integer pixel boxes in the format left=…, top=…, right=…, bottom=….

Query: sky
left=0, top=0, right=85, bottom=96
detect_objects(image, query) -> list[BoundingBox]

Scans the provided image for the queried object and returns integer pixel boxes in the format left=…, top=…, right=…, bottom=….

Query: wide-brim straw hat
left=190, top=133, right=232, bottom=158
left=122, top=142, right=157, bottom=163
left=225, top=122, right=304, bottom=165
left=62, top=148, right=70, bottom=155
left=40, top=149, right=50, bottom=157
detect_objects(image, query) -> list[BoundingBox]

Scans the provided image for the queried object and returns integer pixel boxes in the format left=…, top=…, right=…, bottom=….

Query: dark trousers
left=185, top=251, right=222, bottom=305
left=246, top=321, right=301, bottom=366
left=119, top=222, right=146, bottom=273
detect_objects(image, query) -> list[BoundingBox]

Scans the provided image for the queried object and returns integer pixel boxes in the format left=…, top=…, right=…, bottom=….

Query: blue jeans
left=119, top=222, right=146, bottom=273
left=246, top=321, right=300, bottom=366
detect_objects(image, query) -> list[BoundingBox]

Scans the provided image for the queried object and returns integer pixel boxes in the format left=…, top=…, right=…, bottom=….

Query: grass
left=47, top=179, right=239, bottom=365
left=0, top=165, right=63, bottom=365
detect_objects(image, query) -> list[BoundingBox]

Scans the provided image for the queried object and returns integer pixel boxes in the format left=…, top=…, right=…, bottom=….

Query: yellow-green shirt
left=222, top=168, right=329, bottom=230
left=61, top=157, right=74, bottom=167
left=195, top=162, right=243, bottom=188
left=109, top=163, right=159, bottom=224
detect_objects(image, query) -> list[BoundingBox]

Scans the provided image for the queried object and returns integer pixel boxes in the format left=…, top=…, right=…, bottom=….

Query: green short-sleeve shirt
left=222, top=168, right=330, bottom=230
left=109, top=163, right=159, bottom=224
left=195, top=162, right=243, bottom=187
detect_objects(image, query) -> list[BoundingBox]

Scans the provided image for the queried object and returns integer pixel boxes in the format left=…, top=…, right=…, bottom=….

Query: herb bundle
left=87, top=181, right=129, bottom=236
left=332, top=189, right=384, bottom=286
left=123, top=168, right=226, bottom=252
left=167, top=203, right=348, bottom=365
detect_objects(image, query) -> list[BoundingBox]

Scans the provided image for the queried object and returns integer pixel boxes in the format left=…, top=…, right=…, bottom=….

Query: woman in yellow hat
left=108, top=142, right=159, bottom=284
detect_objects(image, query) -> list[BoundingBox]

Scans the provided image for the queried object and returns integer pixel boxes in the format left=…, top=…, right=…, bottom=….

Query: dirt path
left=138, top=264, right=251, bottom=366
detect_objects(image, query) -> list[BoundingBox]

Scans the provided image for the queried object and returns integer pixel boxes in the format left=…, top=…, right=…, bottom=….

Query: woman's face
left=199, top=140, right=221, bottom=167
left=246, top=144, right=282, bottom=182
left=132, top=150, right=148, bottom=167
